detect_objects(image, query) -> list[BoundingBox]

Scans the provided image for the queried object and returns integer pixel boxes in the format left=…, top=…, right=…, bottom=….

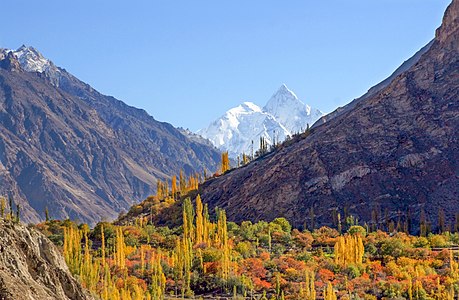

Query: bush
left=227, top=222, right=240, bottom=237
left=428, top=234, right=448, bottom=248
left=271, top=218, right=292, bottom=233
left=348, top=225, right=367, bottom=237
left=296, top=251, right=312, bottom=262
left=344, top=264, right=361, bottom=279
left=236, top=241, right=255, bottom=258
left=240, top=221, right=255, bottom=241
left=365, top=242, right=377, bottom=256
left=380, top=238, right=407, bottom=259
left=413, top=237, right=430, bottom=248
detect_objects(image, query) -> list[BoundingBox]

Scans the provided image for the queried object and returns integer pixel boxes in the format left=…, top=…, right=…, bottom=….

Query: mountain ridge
left=0, top=46, right=221, bottom=225
left=194, top=0, right=459, bottom=231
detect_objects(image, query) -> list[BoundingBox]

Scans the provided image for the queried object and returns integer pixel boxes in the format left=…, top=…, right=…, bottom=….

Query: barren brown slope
left=197, top=0, right=459, bottom=231
left=0, top=51, right=220, bottom=225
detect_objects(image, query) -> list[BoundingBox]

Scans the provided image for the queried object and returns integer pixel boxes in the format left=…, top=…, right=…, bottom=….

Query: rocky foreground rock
left=0, top=220, right=93, bottom=300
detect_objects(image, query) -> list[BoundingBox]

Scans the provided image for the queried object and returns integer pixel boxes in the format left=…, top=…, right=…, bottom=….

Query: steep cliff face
left=0, top=47, right=221, bottom=225
left=0, top=220, right=93, bottom=300
left=196, top=0, right=459, bottom=230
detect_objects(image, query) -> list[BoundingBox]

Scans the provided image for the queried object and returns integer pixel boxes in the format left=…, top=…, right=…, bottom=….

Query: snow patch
left=4, top=45, right=63, bottom=86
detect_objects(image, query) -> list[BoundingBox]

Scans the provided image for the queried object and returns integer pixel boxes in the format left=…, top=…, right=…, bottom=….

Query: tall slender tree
left=221, top=151, right=230, bottom=173
left=0, top=197, right=6, bottom=218
left=195, top=195, right=204, bottom=244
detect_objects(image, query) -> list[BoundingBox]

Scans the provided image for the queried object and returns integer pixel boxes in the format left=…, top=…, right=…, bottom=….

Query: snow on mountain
left=198, top=102, right=290, bottom=158
left=264, top=84, right=323, bottom=134
left=3, top=45, right=63, bottom=86
left=13, top=45, right=53, bottom=73
left=177, top=127, right=217, bottom=149
left=198, top=85, right=324, bottom=158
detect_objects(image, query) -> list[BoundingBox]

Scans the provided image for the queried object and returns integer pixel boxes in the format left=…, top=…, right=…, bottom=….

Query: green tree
left=272, top=217, right=292, bottom=233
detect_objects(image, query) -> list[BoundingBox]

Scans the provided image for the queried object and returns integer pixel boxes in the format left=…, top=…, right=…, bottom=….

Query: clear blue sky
left=1, top=0, right=451, bottom=131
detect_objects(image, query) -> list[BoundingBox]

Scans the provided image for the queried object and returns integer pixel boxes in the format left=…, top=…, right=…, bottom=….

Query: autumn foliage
left=37, top=197, right=459, bottom=300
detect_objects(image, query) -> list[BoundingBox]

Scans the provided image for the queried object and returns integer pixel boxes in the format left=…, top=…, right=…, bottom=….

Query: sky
left=0, top=0, right=451, bottom=131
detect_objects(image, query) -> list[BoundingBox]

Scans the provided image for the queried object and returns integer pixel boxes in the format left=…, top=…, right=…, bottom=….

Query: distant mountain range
left=195, top=0, right=459, bottom=231
left=198, top=84, right=323, bottom=158
left=0, top=46, right=221, bottom=225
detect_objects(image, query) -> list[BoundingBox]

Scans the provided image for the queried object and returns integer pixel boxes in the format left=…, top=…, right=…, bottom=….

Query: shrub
left=347, top=225, right=367, bottom=237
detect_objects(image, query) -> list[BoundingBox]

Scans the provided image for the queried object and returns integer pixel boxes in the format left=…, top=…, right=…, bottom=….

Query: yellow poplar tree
left=202, top=203, right=212, bottom=246
left=171, top=176, right=177, bottom=197
left=216, top=208, right=230, bottom=282
left=221, top=152, right=230, bottom=173
left=300, top=270, right=316, bottom=300
left=323, top=282, right=337, bottom=300
left=172, top=239, right=184, bottom=296
left=115, top=227, right=126, bottom=269
left=179, top=169, right=186, bottom=194
left=140, top=245, right=146, bottom=276
left=182, top=198, right=195, bottom=243
left=0, top=197, right=5, bottom=218
left=150, top=251, right=166, bottom=299
left=407, top=274, right=413, bottom=300
left=334, top=234, right=364, bottom=267
left=195, top=195, right=204, bottom=244
left=101, top=224, right=106, bottom=267
left=63, top=226, right=82, bottom=274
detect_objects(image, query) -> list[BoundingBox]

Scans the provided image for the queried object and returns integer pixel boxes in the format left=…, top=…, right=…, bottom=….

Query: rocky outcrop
left=0, top=52, right=21, bottom=72
left=0, top=48, right=221, bottom=225
left=196, top=0, right=459, bottom=231
left=0, top=220, right=93, bottom=300
left=437, top=0, right=459, bottom=44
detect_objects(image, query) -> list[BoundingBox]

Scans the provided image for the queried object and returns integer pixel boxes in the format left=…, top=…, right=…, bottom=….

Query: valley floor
left=31, top=195, right=459, bottom=300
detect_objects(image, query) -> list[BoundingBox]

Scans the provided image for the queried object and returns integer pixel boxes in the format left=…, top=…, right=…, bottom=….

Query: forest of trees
left=34, top=186, right=459, bottom=299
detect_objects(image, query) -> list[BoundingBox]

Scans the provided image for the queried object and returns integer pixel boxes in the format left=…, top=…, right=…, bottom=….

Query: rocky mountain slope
left=0, top=220, right=93, bottom=300
left=196, top=0, right=459, bottom=231
left=312, top=40, right=435, bottom=129
left=198, top=84, right=323, bottom=157
left=0, top=47, right=221, bottom=225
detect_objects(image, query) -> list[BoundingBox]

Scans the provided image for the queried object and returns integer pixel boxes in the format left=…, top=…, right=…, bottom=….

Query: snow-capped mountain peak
left=269, top=83, right=299, bottom=102
left=263, top=84, right=322, bottom=134
left=240, top=101, right=262, bottom=112
left=198, top=85, right=324, bottom=158
left=228, top=102, right=262, bottom=117
left=2, top=45, right=63, bottom=86
left=264, top=84, right=301, bottom=116
left=11, top=45, right=54, bottom=73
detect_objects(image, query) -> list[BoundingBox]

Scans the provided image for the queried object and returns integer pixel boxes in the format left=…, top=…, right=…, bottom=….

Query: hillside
left=0, top=48, right=221, bottom=225
left=0, top=219, right=93, bottom=300
left=194, top=0, right=459, bottom=231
